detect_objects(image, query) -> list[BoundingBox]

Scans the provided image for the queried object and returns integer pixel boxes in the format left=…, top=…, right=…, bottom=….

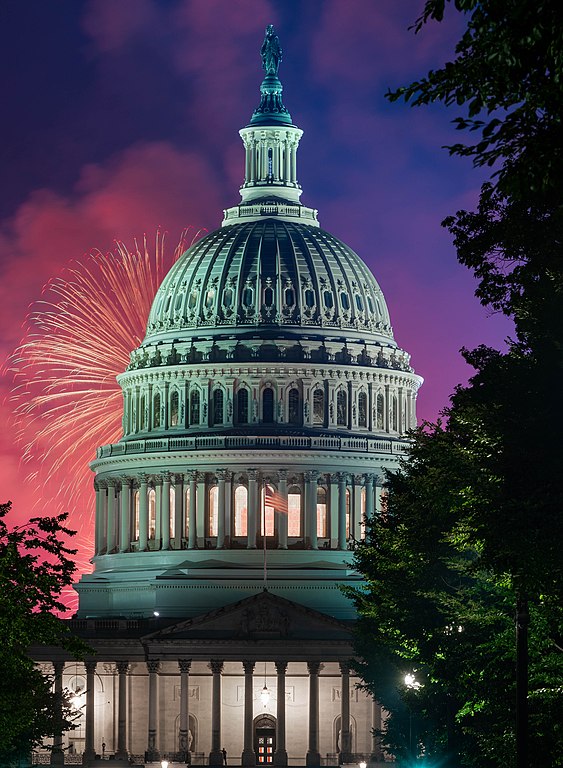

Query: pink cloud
left=81, top=0, right=160, bottom=53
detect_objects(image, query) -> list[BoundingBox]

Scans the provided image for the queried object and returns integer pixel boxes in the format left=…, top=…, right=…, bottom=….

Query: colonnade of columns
left=43, top=659, right=382, bottom=766
left=94, top=470, right=386, bottom=556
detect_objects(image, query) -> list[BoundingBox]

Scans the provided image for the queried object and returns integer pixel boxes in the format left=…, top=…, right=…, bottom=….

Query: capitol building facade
left=34, top=26, right=422, bottom=767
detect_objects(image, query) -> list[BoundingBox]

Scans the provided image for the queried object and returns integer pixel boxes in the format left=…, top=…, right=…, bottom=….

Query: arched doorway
left=254, top=714, right=276, bottom=764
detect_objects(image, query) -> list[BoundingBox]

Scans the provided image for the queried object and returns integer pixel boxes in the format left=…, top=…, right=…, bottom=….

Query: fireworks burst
left=6, top=228, right=203, bottom=609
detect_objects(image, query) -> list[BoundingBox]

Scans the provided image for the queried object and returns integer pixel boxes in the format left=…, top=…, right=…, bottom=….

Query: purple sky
left=0, top=1, right=510, bottom=573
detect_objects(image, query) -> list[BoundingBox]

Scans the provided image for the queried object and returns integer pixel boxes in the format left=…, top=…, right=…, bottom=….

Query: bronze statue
left=261, top=24, right=282, bottom=75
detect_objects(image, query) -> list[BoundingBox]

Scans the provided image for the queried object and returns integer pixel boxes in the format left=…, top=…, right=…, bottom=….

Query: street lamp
left=403, top=673, right=420, bottom=762
left=161, top=761, right=169, bottom=768
left=260, top=661, right=270, bottom=706
left=359, top=761, right=367, bottom=768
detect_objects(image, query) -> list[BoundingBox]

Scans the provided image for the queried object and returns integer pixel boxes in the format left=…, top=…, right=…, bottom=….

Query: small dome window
left=205, top=289, right=215, bottom=308
left=223, top=287, right=233, bottom=308
left=323, top=291, right=334, bottom=309
left=243, top=286, right=254, bottom=307
left=284, top=287, right=295, bottom=306
left=367, top=295, right=375, bottom=314
left=174, top=293, right=183, bottom=311
left=264, top=286, right=274, bottom=307
left=355, top=294, right=364, bottom=312
left=340, top=292, right=350, bottom=311
left=164, top=295, right=172, bottom=313
left=188, top=291, right=198, bottom=310
left=305, top=289, right=315, bottom=308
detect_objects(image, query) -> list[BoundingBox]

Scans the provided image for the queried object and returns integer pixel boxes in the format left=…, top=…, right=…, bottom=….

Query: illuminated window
left=133, top=490, right=140, bottom=540
left=223, top=287, right=233, bottom=308
left=190, top=389, right=200, bottom=425
left=234, top=485, right=248, bottom=536
left=205, top=289, right=215, bottom=308
left=376, top=393, right=384, bottom=430
left=360, top=486, right=366, bottom=539
left=153, top=393, right=161, bottom=428
left=346, top=488, right=351, bottom=539
left=237, top=388, right=249, bottom=424
left=358, top=391, right=367, bottom=428
left=261, top=485, right=275, bottom=537
left=170, top=390, right=179, bottom=427
left=262, top=387, right=274, bottom=423
left=184, top=486, right=190, bottom=538
left=337, top=390, right=347, bottom=426
left=288, top=388, right=300, bottom=424
left=208, top=486, right=218, bottom=536
left=317, top=487, right=327, bottom=538
left=169, top=486, right=176, bottom=539
left=288, top=487, right=301, bottom=537
left=313, top=389, right=324, bottom=425
left=148, top=488, right=156, bottom=540
left=212, top=389, right=224, bottom=425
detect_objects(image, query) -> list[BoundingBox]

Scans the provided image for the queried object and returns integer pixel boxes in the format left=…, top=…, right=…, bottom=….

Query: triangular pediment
left=144, top=590, right=352, bottom=642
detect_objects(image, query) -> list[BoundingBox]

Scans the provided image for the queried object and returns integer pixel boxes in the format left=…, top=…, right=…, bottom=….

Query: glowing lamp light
left=359, top=761, right=367, bottom=768
left=260, top=684, right=270, bottom=706
left=153, top=611, right=160, bottom=617
left=161, top=761, right=169, bottom=768
left=404, top=673, right=421, bottom=690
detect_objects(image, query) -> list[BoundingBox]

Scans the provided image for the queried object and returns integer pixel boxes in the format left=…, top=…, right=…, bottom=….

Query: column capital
left=277, top=469, right=288, bottom=481
left=107, top=478, right=117, bottom=488
left=217, top=469, right=231, bottom=481
left=339, top=660, right=351, bottom=675
left=275, top=660, right=288, bottom=674
left=242, top=659, right=256, bottom=674
left=162, top=471, right=171, bottom=483
left=139, top=473, right=148, bottom=484
left=247, top=469, right=258, bottom=481
left=147, top=660, right=161, bottom=674
left=307, top=661, right=322, bottom=676
left=337, top=472, right=348, bottom=484
left=208, top=659, right=224, bottom=674
left=84, top=660, right=97, bottom=674
left=53, top=660, right=65, bottom=675
left=116, top=661, right=130, bottom=675
left=304, top=470, right=318, bottom=482
left=178, top=659, right=192, bottom=673
left=185, top=471, right=197, bottom=483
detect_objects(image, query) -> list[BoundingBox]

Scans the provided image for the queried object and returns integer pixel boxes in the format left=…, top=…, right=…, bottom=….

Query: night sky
left=0, top=1, right=510, bottom=592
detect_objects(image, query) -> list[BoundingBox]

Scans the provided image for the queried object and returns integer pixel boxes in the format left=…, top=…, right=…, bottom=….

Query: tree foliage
left=0, top=502, right=85, bottom=764
left=350, top=2, right=563, bottom=765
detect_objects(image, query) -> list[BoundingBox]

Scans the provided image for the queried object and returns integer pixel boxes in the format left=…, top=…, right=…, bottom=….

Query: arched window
left=184, top=486, right=190, bottom=538
left=234, top=485, right=248, bottom=537
left=337, top=390, right=347, bottom=426
left=264, top=286, right=274, bottom=307
left=317, top=487, right=327, bottom=538
left=288, top=388, right=300, bottom=425
left=313, top=389, right=324, bottom=425
left=237, top=388, right=249, bottom=424
left=208, top=486, right=218, bottom=537
left=242, top=286, right=254, bottom=307
left=358, top=391, right=368, bottom=428
left=212, top=389, right=224, bottom=426
left=170, top=390, right=179, bottom=427
left=148, top=488, right=156, bottom=540
left=288, top=486, right=301, bottom=537
left=360, top=486, right=366, bottom=540
left=190, top=389, right=200, bottom=426
left=304, top=288, right=315, bottom=308
left=153, top=392, right=161, bottom=429
left=169, top=486, right=176, bottom=539
left=140, top=395, right=147, bottom=430
left=284, top=287, right=295, bottom=306
left=346, top=488, right=351, bottom=540
left=261, top=485, right=275, bottom=537
left=133, top=490, right=140, bottom=541
left=262, top=387, right=274, bottom=423
left=392, top=395, right=398, bottom=431
left=376, top=393, right=384, bottom=430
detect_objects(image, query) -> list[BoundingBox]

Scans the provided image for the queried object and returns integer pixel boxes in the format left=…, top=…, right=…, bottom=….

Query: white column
left=161, top=472, right=171, bottom=550
left=274, top=661, right=288, bottom=766
left=119, top=478, right=131, bottom=553
left=241, top=660, right=256, bottom=766
left=340, top=662, right=352, bottom=762
left=338, top=473, right=347, bottom=550
left=147, top=660, right=160, bottom=759
left=138, top=474, right=149, bottom=551
left=116, top=662, right=129, bottom=760
left=224, top=471, right=232, bottom=545
left=365, top=474, right=374, bottom=519
left=306, top=661, right=321, bottom=766
left=175, top=473, right=184, bottom=549
left=209, top=660, right=224, bottom=765
left=305, top=471, right=318, bottom=550
left=179, top=659, right=191, bottom=761
left=84, top=660, right=97, bottom=762
left=51, top=661, right=65, bottom=766
left=217, top=470, right=226, bottom=548
left=94, top=481, right=104, bottom=555
left=188, top=471, right=197, bottom=549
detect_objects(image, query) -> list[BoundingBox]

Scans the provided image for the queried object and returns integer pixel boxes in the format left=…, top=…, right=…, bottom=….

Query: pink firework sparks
left=6, top=228, right=203, bottom=610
